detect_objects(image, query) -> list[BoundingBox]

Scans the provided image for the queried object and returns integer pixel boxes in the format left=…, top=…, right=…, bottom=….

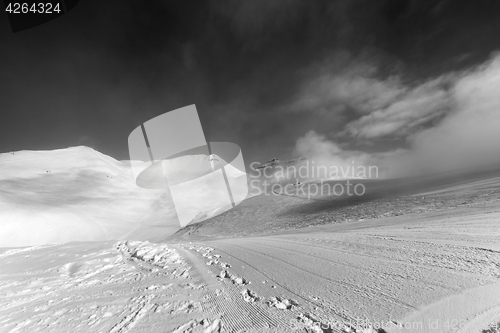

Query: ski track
left=0, top=206, right=499, bottom=332
left=178, top=205, right=500, bottom=332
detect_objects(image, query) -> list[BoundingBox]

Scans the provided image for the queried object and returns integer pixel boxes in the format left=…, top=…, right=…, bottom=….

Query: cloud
left=292, top=52, right=456, bottom=139
left=292, top=54, right=405, bottom=115
left=409, top=53, right=500, bottom=171
left=341, top=76, right=454, bottom=139
left=294, top=130, right=380, bottom=176
left=293, top=52, right=500, bottom=176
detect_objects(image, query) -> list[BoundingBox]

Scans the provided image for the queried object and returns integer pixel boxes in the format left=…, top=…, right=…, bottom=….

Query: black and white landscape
left=1, top=1, right=500, bottom=332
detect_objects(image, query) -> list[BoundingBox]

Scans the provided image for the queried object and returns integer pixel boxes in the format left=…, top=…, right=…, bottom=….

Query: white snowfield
left=0, top=204, right=499, bottom=332
left=0, top=146, right=180, bottom=247
left=0, top=146, right=246, bottom=247
left=0, top=147, right=500, bottom=332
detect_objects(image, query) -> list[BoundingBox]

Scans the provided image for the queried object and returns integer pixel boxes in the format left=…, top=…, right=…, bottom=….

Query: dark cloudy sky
left=2, top=0, right=500, bottom=169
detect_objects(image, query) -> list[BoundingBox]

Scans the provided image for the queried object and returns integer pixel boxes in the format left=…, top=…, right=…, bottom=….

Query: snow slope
left=0, top=146, right=178, bottom=247
left=0, top=146, right=250, bottom=247
left=1, top=149, right=499, bottom=332
left=1, top=202, right=499, bottom=332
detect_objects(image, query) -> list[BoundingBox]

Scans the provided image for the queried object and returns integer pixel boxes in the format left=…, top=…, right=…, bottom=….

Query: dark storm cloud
left=1, top=0, right=500, bottom=168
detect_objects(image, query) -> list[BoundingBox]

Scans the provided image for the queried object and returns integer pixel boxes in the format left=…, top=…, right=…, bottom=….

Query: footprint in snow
left=172, top=318, right=223, bottom=333
left=267, top=296, right=299, bottom=310
left=241, top=289, right=260, bottom=303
